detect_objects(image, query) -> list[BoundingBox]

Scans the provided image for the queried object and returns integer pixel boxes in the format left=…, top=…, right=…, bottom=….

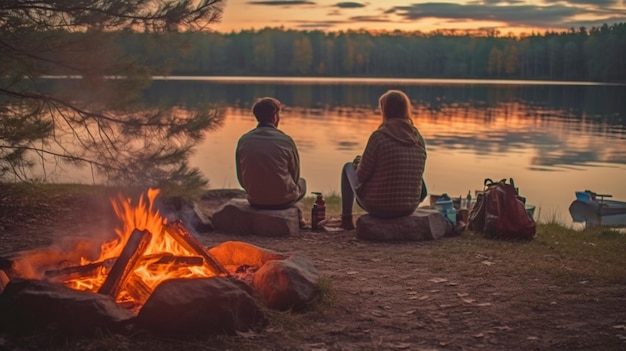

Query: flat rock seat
left=355, top=209, right=448, bottom=241
left=212, top=198, right=300, bottom=237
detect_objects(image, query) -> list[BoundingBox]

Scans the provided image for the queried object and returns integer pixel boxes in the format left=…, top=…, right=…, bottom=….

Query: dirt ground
left=1, top=187, right=625, bottom=351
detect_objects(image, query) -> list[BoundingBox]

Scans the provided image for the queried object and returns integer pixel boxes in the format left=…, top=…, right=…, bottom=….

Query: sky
left=214, top=0, right=626, bottom=36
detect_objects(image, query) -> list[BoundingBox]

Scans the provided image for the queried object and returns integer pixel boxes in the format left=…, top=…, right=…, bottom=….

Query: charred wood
left=98, top=229, right=152, bottom=299
left=124, top=273, right=153, bottom=308
left=145, top=255, right=203, bottom=271
left=43, top=258, right=116, bottom=283
left=165, top=220, right=229, bottom=277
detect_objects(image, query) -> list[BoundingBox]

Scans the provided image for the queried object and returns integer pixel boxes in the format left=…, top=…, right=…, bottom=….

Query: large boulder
left=252, top=256, right=320, bottom=311
left=209, top=241, right=321, bottom=311
left=212, top=198, right=300, bottom=236
left=0, top=279, right=134, bottom=335
left=135, top=277, right=266, bottom=336
left=356, top=209, right=448, bottom=241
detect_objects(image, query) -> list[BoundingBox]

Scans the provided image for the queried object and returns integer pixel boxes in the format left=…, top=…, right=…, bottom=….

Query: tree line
left=119, top=23, right=626, bottom=83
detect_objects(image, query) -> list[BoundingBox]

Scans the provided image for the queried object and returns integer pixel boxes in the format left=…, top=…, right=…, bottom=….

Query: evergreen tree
left=0, top=0, right=225, bottom=192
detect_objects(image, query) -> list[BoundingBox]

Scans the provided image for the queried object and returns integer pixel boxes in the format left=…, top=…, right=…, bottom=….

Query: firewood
left=124, top=272, right=153, bottom=308
left=43, top=258, right=116, bottom=283
left=164, top=220, right=229, bottom=277
left=98, top=229, right=152, bottom=298
left=144, top=255, right=203, bottom=271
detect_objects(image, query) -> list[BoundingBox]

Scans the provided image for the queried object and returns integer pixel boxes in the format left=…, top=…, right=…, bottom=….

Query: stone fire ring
left=0, top=241, right=321, bottom=337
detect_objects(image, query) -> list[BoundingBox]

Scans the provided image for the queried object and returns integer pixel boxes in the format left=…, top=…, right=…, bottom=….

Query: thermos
left=311, top=192, right=326, bottom=230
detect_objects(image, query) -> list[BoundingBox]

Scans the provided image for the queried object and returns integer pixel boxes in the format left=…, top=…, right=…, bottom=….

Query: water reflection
left=37, top=78, right=626, bottom=228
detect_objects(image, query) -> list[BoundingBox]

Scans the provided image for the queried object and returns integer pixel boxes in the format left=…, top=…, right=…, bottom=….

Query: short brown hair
left=252, top=97, right=281, bottom=123
left=379, top=90, right=411, bottom=120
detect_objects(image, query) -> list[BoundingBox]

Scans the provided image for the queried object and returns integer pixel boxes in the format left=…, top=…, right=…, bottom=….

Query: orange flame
left=63, top=188, right=216, bottom=307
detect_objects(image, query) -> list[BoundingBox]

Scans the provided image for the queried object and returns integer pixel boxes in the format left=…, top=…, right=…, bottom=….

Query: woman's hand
left=353, top=155, right=362, bottom=169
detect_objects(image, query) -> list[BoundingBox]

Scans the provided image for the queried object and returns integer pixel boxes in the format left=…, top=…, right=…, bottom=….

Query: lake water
left=41, top=77, right=626, bottom=228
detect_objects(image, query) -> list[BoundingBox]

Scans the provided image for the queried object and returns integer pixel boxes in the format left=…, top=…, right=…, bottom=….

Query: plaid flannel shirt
left=356, top=118, right=427, bottom=216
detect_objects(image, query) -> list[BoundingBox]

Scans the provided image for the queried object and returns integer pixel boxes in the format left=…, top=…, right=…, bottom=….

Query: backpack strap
left=484, top=178, right=507, bottom=189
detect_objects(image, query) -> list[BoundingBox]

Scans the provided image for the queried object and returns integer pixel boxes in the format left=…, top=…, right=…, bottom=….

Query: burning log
left=124, top=273, right=153, bottom=308
left=43, top=254, right=203, bottom=284
left=98, top=229, right=152, bottom=299
left=43, top=258, right=117, bottom=283
left=165, top=220, right=230, bottom=277
left=142, top=254, right=203, bottom=271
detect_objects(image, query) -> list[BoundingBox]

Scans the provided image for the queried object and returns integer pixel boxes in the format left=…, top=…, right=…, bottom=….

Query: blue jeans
left=341, top=162, right=427, bottom=218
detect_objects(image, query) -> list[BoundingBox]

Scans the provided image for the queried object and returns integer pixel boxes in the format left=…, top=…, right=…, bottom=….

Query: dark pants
left=341, top=162, right=427, bottom=218
left=249, top=178, right=307, bottom=210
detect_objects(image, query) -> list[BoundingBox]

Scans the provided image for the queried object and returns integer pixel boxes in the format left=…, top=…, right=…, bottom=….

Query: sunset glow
left=215, top=0, right=626, bottom=36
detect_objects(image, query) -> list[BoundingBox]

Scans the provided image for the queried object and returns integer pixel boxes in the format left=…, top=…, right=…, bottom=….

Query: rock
left=135, top=277, right=266, bottom=336
left=208, top=241, right=320, bottom=311
left=212, top=198, right=300, bottom=236
left=355, top=209, right=447, bottom=241
left=208, top=241, right=287, bottom=267
left=252, top=256, right=320, bottom=311
left=157, top=196, right=214, bottom=235
left=0, top=270, right=10, bottom=294
left=0, top=279, right=134, bottom=335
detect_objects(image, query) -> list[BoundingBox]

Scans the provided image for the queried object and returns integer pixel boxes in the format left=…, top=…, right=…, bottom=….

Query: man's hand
left=352, top=155, right=362, bottom=169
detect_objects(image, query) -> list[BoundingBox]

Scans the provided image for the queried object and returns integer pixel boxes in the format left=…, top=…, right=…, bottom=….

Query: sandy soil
left=1, top=188, right=625, bottom=351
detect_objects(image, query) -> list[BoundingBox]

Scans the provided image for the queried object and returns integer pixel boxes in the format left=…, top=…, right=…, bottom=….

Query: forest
left=119, top=23, right=626, bottom=83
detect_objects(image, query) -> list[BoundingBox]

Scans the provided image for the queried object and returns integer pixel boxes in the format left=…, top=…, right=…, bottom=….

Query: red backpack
left=468, top=178, right=536, bottom=240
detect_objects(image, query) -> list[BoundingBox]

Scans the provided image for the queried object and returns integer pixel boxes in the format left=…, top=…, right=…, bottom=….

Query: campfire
left=13, top=189, right=230, bottom=312
left=0, top=188, right=320, bottom=336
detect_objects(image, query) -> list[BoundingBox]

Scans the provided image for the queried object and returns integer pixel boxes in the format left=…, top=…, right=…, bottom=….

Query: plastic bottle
left=448, top=205, right=457, bottom=224
left=435, top=194, right=456, bottom=223
left=311, top=192, right=326, bottom=230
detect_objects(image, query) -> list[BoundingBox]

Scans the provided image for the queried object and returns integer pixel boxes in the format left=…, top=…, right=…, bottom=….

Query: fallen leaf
left=527, top=336, right=539, bottom=340
left=388, top=342, right=412, bottom=349
left=428, top=277, right=448, bottom=283
left=347, top=271, right=359, bottom=275
left=482, top=260, right=495, bottom=266
left=236, top=330, right=259, bottom=339
left=494, top=326, right=513, bottom=331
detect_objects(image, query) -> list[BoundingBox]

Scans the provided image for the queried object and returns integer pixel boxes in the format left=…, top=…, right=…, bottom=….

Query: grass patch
left=429, top=223, right=626, bottom=285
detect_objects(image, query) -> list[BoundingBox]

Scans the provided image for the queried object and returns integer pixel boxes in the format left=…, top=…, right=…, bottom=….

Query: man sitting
left=235, top=97, right=307, bottom=227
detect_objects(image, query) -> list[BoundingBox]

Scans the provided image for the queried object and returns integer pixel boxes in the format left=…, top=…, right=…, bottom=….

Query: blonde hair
left=379, top=90, right=412, bottom=120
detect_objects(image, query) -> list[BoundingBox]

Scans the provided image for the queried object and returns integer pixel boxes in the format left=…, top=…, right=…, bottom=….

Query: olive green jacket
left=236, top=123, right=302, bottom=206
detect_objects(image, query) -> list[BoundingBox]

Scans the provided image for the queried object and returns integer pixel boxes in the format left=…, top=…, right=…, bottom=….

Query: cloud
left=335, top=2, right=366, bottom=9
left=247, top=1, right=316, bottom=5
left=557, top=0, right=621, bottom=6
left=348, top=16, right=390, bottom=23
left=388, top=2, right=626, bottom=28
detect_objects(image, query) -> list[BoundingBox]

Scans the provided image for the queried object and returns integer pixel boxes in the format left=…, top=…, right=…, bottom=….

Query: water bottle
left=435, top=195, right=456, bottom=223
left=311, top=192, right=326, bottom=230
